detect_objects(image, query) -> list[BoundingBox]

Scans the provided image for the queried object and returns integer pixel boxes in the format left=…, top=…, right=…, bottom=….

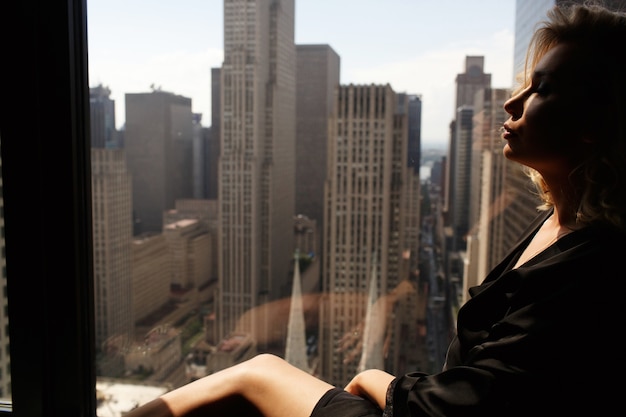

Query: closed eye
left=530, top=70, right=552, bottom=96
left=534, top=80, right=551, bottom=96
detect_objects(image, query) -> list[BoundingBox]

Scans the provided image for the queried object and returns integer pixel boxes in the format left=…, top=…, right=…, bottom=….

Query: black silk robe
left=384, top=210, right=626, bottom=416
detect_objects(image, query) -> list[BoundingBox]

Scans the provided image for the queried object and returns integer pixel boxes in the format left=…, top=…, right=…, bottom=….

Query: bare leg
left=125, top=353, right=335, bottom=417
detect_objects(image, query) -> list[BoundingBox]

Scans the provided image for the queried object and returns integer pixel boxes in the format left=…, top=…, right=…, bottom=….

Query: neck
left=541, top=175, right=582, bottom=230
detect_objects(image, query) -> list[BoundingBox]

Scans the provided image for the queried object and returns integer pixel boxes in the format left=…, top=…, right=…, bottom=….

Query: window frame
left=1, top=0, right=96, bottom=416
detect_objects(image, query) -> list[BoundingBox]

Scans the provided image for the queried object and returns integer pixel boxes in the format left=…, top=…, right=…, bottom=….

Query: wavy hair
left=515, top=1, right=626, bottom=230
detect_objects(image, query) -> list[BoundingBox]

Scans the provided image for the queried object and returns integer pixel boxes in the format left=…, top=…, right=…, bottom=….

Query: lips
left=502, top=124, right=515, bottom=140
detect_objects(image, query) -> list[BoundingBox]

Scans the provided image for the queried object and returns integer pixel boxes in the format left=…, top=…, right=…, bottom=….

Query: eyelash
left=534, top=81, right=550, bottom=95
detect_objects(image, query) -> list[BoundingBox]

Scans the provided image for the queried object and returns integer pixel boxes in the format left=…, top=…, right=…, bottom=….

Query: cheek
left=525, top=103, right=582, bottom=150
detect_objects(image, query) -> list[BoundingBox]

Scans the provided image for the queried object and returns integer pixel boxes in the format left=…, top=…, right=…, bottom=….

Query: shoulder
left=559, top=224, right=626, bottom=263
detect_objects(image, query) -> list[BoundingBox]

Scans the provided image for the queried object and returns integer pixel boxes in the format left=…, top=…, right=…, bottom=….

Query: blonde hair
left=516, top=1, right=626, bottom=230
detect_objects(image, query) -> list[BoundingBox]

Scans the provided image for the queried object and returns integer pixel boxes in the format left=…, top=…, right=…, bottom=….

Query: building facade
left=132, top=233, right=171, bottom=326
left=463, top=88, right=512, bottom=303
left=124, top=90, right=194, bottom=234
left=207, top=67, right=221, bottom=200
left=319, top=84, right=419, bottom=385
left=218, top=0, right=297, bottom=348
left=448, top=56, right=492, bottom=253
left=164, top=219, right=211, bottom=292
left=89, top=84, right=118, bottom=149
left=91, top=148, right=134, bottom=364
left=295, top=44, right=341, bottom=258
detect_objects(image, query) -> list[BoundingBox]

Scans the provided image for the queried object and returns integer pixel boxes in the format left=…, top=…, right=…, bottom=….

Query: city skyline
left=87, top=0, right=515, bottom=149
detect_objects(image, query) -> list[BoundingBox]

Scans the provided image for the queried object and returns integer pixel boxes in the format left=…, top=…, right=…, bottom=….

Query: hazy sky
left=87, top=0, right=516, bottom=148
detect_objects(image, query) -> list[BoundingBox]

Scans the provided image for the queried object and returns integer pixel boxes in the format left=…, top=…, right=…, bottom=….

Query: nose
left=503, top=90, right=524, bottom=120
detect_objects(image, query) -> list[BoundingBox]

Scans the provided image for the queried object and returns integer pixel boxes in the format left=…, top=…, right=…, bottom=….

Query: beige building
left=164, top=219, right=211, bottom=292
left=218, top=0, right=296, bottom=348
left=91, top=148, right=134, bottom=360
left=132, top=233, right=171, bottom=325
left=165, top=199, right=219, bottom=285
left=319, top=84, right=420, bottom=385
left=463, top=88, right=511, bottom=303
left=447, top=56, right=492, bottom=254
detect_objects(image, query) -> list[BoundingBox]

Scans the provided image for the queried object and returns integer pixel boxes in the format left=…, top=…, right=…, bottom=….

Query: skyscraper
left=91, top=148, right=134, bottom=373
left=319, top=84, right=419, bottom=385
left=447, top=56, right=491, bottom=252
left=463, top=87, right=512, bottom=303
left=218, top=0, right=296, bottom=347
left=89, top=84, right=117, bottom=149
left=124, top=90, right=194, bottom=234
left=295, top=44, right=340, bottom=256
left=207, top=67, right=221, bottom=201
left=450, top=105, right=475, bottom=252
left=192, top=113, right=206, bottom=199
left=513, top=0, right=555, bottom=79
left=406, top=94, right=422, bottom=174
left=399, top=94, right=423, bottom=276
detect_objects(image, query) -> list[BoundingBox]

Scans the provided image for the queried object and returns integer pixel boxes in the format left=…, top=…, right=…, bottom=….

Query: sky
left=87, top=0, right=516, bottom=149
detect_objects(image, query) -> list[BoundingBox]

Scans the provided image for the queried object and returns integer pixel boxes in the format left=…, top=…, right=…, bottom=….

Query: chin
left=502, top=144, right=526, bottom=166
left=502, top=143, right=514, bottom=159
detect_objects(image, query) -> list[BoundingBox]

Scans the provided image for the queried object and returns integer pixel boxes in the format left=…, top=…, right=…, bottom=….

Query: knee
left=231, top=354, right=288, bottom=392
left=241, top=353, right=290, bottom=382
left=247, top=353, right=286, bottom=369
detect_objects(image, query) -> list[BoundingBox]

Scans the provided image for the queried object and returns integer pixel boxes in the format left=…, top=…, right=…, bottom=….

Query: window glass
left=87, top=1, right=517, bottom=415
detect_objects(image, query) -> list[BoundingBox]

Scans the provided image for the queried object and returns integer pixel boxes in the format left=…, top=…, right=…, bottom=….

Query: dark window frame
left=1, top=0, right=96, bottom=416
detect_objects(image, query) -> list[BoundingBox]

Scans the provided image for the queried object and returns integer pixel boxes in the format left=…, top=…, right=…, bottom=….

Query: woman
left=127, top=3, right=626, bottom=416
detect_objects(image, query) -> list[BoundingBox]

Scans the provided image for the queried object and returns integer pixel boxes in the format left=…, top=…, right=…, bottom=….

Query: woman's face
left=502, top=42, right=593, bottom=176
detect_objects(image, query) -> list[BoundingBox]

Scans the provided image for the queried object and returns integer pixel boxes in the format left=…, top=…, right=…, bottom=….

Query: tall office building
left=124, top=90, right=194, bottom=234
left=463, top=88, right=511, bottom=303
left=455, top=57, right=491, bottom=111
left=295, top=44, right=340, bottom=256
left=91, top=148, right=134, bottom=368
left=447, top=57, right=491, bottom=252
left=450, top=106, right=475, bottom=251
left=399, top=94, right=423, bottom=276
left=513, top=0, right=555, bottom=79
left=319, top=84, right=419, bottom=385
left=192, top=113, right=206, bottom=199
left=207, top=67, right=221, bottom=200
left=407, top=94, right=422, bottom=173
left=218, top=0, right=296, bottom=347
left=89, top=84, right=118, bottom=149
